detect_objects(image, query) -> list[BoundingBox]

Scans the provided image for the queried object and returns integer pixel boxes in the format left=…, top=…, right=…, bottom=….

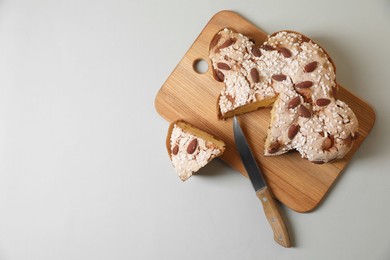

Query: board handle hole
left=193, top=59, right=209, bottom=74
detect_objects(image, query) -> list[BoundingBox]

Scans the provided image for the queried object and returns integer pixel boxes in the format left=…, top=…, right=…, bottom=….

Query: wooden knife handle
left=256, top=187, right=291, bottom=248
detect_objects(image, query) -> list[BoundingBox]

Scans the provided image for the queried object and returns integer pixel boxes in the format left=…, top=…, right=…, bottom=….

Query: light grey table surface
left=0, top=0, right=389, bottom=259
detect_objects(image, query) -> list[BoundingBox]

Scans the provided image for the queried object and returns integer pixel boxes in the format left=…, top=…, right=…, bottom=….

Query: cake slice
left=166, top=121, right=226, bottom=181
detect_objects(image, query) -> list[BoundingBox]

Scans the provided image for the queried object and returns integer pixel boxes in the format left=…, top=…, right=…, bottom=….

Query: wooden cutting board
left=154, top=10, right=375, bottom=212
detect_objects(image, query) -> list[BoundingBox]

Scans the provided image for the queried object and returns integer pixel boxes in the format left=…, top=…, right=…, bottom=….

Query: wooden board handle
left=256, top=187, right=291, bottom=248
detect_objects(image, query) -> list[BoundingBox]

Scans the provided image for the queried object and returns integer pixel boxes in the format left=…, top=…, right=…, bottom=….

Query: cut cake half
left=209, top=29, right=358, bottom=162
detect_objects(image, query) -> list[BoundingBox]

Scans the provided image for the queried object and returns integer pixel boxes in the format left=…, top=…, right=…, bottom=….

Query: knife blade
left=233, top=116, right=291, bottom=248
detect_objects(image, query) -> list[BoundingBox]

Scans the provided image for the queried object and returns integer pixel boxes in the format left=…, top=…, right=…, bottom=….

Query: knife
left=233, top=116, right=291, bottom=248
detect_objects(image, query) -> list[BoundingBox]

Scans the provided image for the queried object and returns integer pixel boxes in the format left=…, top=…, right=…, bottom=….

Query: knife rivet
left=278, top=236, right=282, bottom=241
left=262, top=197, right=268, bottom=202
left=271, top=217, right=276, bottom=223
